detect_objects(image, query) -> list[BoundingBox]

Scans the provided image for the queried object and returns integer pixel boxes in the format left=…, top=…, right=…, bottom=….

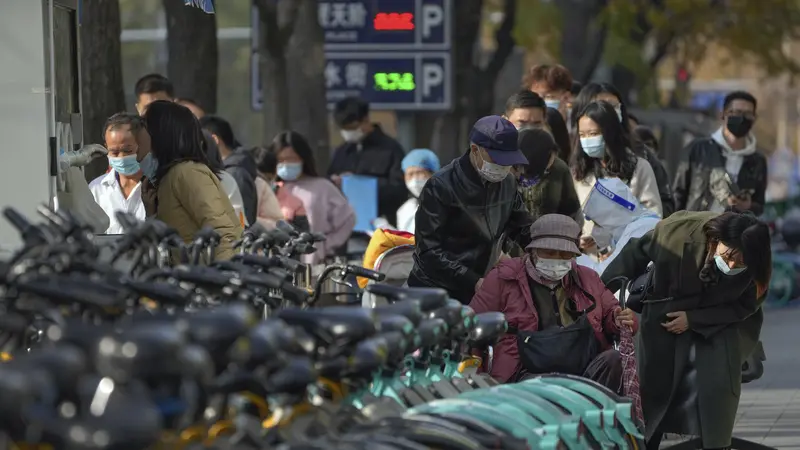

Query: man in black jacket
left=200, top=115, right=258, bottom=225
left=407, top=116, right=535, bottom=304
left=328, top=97, right=407, bottom=224
left=673, top=91, right=767, bottom=215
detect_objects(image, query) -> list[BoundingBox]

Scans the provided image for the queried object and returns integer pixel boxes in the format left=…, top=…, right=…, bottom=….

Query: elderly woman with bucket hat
left=470, top=214, right=638, bottom=388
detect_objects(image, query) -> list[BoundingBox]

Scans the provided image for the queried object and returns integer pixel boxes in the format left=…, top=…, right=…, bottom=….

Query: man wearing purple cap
left=408, top=116, right=535, bottom=303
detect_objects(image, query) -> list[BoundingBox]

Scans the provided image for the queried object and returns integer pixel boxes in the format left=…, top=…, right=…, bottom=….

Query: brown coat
left=156, top=161, right=243, bottom=261
left=602, top=211, right=764, bottom=448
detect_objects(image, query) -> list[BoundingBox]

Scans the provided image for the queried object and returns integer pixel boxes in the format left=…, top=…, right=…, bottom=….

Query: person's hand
left=662, top=311, right=688, bottom=334
left=614, top=307, right=635, bottom=329
left=141, top=177, right=158, bottom=217
left=475, top=278, right=484, bottom=291
left=580, top=236, right=596, bottom=251
left=330, top=174, right=342, bottom=187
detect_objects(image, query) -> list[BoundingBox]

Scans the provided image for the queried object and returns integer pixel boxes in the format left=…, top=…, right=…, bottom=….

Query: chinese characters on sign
left=322, top=53, right=449, bottom=110
left=251, top=0, right=451, bottom=111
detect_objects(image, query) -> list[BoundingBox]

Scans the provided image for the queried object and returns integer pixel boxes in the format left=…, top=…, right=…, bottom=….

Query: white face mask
left=535, top=257, right=573, bottom=281
left=714, top=254, right=747, bottom=276
left=340, top=128, right=364, bottom=143
left=580, top=135, right=606, bottom=158
left=406, top=178, right=427, bottom=197
left=475, top=149, right=511, bottom=183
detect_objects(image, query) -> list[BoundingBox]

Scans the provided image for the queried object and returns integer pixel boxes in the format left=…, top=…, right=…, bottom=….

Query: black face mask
left=726, top=115, right=754, bottom=138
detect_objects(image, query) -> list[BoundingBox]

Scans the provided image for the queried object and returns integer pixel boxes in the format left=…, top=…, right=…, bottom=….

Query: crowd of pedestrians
left=87, top=65, right=773, bottom=450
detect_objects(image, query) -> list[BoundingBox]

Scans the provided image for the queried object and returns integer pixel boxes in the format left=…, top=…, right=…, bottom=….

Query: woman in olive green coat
left=601, top=210, right=771, bottom=450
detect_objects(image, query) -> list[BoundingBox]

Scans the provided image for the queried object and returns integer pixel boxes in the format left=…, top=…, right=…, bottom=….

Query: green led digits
left=374, top=72, right=415, bottom=91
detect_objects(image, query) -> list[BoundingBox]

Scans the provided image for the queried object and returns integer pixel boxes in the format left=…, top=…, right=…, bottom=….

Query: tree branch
left=483, top=0, right=517, bottom=79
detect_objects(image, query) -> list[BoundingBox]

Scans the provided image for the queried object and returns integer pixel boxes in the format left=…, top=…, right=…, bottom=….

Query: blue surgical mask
left=714, top=254, right=747, bottom=276
left=545, top=99, right=561, bottom=110
left=139, top=153, right=158, bottom=183
left=580, top=135, right=606, bottom=158
left=108, top=155, right=141, bottom=176
left=277, top=163, right=303, bottom=181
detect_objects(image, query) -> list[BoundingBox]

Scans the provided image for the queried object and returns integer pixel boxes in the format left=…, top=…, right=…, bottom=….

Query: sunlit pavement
left=663, top=305, right=800, bottom=449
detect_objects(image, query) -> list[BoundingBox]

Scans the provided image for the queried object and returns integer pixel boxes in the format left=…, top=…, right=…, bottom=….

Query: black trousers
left=518, top=349, right=623, bottom=394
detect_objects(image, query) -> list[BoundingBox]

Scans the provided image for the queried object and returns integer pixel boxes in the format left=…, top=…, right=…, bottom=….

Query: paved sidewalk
left=663, top=306, right=800, bottom=449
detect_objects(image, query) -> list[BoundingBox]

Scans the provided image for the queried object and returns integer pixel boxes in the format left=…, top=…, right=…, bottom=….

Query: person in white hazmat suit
left=576, top=177, right=661, bottom=276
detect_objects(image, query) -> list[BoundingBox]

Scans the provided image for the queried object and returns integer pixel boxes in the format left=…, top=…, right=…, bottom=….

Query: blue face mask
left=580, top=135, right=606, bottom=158
left=714, top=254, right=747, bottom=276
left=108, top=155, right=141, bottom=176
left=545, top=99, right=561, bottom=110
left=139, top=153, right=159, bottom=183
left=277, top=163, right=303, bottom=181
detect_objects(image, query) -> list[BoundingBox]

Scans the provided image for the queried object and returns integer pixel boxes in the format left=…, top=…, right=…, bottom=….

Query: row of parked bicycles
left=0, top=206, right=645, bottom=449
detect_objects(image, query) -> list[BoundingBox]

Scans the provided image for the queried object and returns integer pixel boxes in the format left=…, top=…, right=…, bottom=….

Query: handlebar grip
left=276, top=220, right=298, bottom=235
left=280, top=283, right=311, bottom=304
left=347, top=265, right=386, bottom=282
left=277, top=256, right=304, bottom=272
left=3, top=207, right=32, bottom=234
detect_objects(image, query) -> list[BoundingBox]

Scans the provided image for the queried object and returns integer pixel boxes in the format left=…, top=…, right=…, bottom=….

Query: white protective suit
left=576, top=177, right=660, bottom=276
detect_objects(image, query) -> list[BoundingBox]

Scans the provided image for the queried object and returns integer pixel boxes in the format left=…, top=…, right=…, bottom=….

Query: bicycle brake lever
left=331, top=274, right=353, bottom=289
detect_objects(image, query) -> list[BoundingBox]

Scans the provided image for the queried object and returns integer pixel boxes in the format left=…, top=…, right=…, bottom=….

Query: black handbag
left=511, top=302, right=600, bottom=378
left=624, top=265, right=655, bottom=314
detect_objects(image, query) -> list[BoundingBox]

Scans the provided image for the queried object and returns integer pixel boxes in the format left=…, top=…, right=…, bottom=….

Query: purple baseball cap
left=469, top=115, right=528, bottom=166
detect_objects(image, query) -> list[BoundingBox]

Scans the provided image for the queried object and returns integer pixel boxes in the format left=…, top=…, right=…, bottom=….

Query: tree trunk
left=285, top=0, right=330, bottom=171
left=79, top=0, right=126, bottom=182
left=557, top=0, right=607, bottom=83
left=429, top=0, right=484, bottom=164
left=254, top=0, right=298, bottom=148
left=428, top=0, right=517, bottom=165
left=162, top=0, right=218, bottom=113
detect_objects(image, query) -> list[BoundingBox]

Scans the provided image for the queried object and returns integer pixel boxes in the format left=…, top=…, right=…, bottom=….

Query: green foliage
left=513, top=0, right=562, bottom=58
left=605, top=0, right=800, bottom=75
left=515, top=0, right=800, bottom=76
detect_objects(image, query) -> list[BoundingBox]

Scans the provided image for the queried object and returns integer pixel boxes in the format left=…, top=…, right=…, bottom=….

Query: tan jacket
left=157, top=161, right=243, bottom=261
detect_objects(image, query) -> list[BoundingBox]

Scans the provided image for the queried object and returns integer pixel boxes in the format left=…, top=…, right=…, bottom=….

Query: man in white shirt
left=89, top=113, right=146, bottom=234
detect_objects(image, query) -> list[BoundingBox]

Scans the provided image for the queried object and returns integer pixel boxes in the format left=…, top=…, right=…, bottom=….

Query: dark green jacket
left=519, top=157, right=581, bottom=222
left=602, top=211, right=763, bottom=447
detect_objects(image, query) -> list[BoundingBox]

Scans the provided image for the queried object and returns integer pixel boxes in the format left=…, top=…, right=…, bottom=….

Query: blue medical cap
left=402, top=148, right=441, bottom=173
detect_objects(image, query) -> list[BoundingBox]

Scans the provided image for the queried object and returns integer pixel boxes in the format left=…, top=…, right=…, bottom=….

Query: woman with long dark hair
left=572, top=101, right=662, bottom=253
left=602, top=210, right=771, bottom=450
left=270, top=130, right=355, bottom=264
left=572, top=82, right=674, bottom=216
left=544, top=107, right=572, bottom=162
left=138, top=100, right=242, bottom=260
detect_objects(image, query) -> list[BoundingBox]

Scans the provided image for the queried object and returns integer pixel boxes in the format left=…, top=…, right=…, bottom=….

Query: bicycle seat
left=428, top=299, right=467, bottom=337
left=16, top=274, right=127, bottom=310
left=467, top=312, right=508, bottom=348
left=242, top=319, right=312, bottom=369
left=414, top=318, right=448, bottom=350
left=277, top=307, right=377, bottom=349
left=0, top=364, right=39, bottom=419
left=172, top=265, right=232, bottom=288
left=373, top=300, right=423, bottom=326
left=266, top=356, right=316, bottom=395
left=0, top=312, right=29, bottom=334
left=184, top=303, right=256, bottom=367
left=346, top=336, right=389, bottom=378
left=124, top=279, right=192, bottom=307
left=95, top=322, right=187, bottom=382
left=56, top=320, right=116, bottom=355
left=376, top=314, right=415, bottom=337
left=378, top=331, right=410, bottom=364
left=13, top=344, right=88, bottom=398
left=365, top=285, right=448, bottom=312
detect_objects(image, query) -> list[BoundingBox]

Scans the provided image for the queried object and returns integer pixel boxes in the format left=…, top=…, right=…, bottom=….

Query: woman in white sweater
left=571, top=101, right=662, bottom=254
